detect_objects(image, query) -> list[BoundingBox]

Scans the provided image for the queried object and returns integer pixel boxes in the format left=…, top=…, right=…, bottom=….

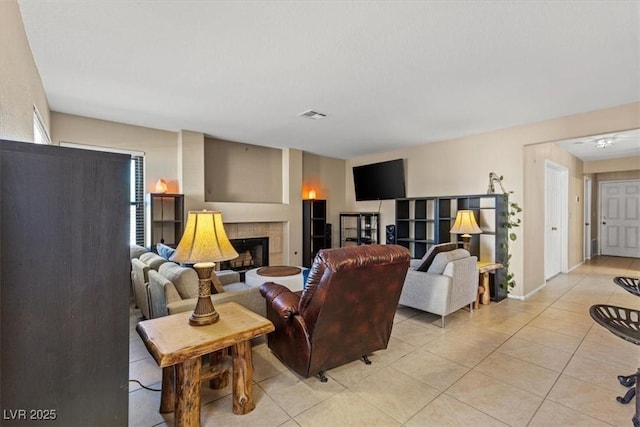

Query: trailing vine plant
left=487, top=172, right=522, bottom=291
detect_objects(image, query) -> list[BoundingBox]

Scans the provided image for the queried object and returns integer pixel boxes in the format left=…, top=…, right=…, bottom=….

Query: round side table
left=245, top=266, right=306, bottom=292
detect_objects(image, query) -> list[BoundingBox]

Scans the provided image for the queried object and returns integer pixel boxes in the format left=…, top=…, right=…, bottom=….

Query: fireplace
left=220, top=237, right=269, bottom=280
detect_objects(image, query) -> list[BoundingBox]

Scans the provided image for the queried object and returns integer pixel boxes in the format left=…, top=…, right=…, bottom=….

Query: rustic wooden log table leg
left=175, top=357, right=202, bottom=427
left=160, top=366, right=175, bottom=413
left=232, top=340, right=255, bottom=414
left=480, top=271, right=491, bottom=305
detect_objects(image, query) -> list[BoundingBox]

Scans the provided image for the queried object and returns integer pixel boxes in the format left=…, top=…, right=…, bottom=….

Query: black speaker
left=325, top=223, right=332, bottom=248
left=386, top=224, right=396, bottom=244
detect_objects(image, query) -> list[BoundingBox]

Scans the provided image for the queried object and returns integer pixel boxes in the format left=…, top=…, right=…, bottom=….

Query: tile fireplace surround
left=224, top=222, right=285, bottom=267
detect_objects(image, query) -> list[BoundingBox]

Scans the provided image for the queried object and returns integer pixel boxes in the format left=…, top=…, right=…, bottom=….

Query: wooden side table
left=136, top=302, right=274, bottom=427
left=475, top=261, right=503, bottom=309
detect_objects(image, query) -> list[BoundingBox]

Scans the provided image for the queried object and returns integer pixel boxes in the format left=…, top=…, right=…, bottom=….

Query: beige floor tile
left=528, top=399, right=613, bottom=427
left=475, top=352, right=560, bottom=397
left=445, top=371, right=543, bottom=426
left=547, top=375, right=635, bottom=426
left=514, top=324, right=583, bottom=353
left=294, top=389, right=400, bottom=427
left=575, top=333, right=639, bottom=372
left=370, top=336, right=419, bottom=366
left=324, top=357, right=387, bottom=388
left=128, top=387, right=171, bottom=427
left=252, top=343, right=290, bottom=382
left=258, top=370, right=344, bottom=417
left=392, top=348, right=469, bottom=391
left=424, top=335, right=496, bottom=368
left=405, top=394, right=508, bottom=427
left=497, top=336, right=573, bottom=372
left=350, top=366, right=440, bottom=423
left=129, top=357, right=162, bottom=392
left=200, top=386, right=291, bottom=427
left=563, top=354, right=636, bottom=393
left=390, top=319, right=443, bottom=347
left=130, top=336, right=151, bottom=363
left=527, top=314, right=592, bottom=338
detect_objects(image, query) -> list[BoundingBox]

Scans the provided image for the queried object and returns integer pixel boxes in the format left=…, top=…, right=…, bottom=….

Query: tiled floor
left=129, top=256, right=640, bottom=426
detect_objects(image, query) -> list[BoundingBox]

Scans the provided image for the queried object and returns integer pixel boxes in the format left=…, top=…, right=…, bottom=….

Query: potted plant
left=488, top=173, right=522, bottom=291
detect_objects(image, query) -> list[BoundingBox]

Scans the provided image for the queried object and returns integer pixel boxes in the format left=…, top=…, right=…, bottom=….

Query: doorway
left=545, top=161, right=569, bottom=280
left=599, top=179, right=640, bottom=258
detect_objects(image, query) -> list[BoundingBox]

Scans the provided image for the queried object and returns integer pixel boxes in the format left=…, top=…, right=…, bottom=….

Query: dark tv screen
left=353, top=159, right=406, bottom=201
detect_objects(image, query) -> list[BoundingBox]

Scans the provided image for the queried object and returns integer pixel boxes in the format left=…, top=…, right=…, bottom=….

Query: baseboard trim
left=511, top=282, right=547, bottom=300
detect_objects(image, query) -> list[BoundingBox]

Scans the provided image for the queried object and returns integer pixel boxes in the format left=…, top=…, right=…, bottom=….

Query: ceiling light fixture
left=594, top=137, right=614, bottom=148
left=297, top=109, right=327, bottom=120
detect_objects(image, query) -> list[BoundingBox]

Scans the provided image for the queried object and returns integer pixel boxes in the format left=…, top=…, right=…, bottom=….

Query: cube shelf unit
left=145, top=193, right=185, bottom=249
left=339, top=212, right=380, bottom=247
left=303, top=199, right=329, bottom=268
left=395, top=194, right=508, bottom=301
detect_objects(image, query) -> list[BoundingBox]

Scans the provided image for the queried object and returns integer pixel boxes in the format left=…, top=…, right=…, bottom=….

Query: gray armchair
left=399, top=246, right=478, bottom=328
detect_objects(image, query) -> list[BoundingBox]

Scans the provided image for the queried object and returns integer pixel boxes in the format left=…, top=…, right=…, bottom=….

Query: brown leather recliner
left=259, top=244, right=410, bottom=381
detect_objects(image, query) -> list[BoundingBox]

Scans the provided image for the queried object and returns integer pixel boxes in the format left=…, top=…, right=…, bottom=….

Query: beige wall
left=585, top=156, right=640, bottom=174
left=204, top=137, right=283, bottom=203
left=303, top=152, right=347, bottom=247
left=347, top=103, right=640, bottom=298
left=0, top=0, right=50, bottom=142
left=51, top=112, right=178, bottom=193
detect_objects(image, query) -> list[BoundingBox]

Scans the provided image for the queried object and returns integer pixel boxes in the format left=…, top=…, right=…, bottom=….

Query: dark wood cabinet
left=396, top=194, right=508, bottom=301
left=339, top=212, right=380, bottom=246
left=302, top=199, right=328, bottom=268
left=0, top=140, right=130, bottom=425
left=145, top=193, right=184, bottom=249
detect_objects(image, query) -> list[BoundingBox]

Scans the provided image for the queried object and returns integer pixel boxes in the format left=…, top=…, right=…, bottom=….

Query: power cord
left=129, top=379, right=161, bottom=392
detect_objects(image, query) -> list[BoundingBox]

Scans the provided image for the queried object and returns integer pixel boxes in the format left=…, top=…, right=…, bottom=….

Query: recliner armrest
left=260, top=282, right=300, bottom=320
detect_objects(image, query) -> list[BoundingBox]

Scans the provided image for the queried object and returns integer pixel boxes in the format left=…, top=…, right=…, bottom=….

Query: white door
left=545, top=162, right=568, bottom=280
left=600, top=180, right=640, bottom=258
left=584, top=177, right=592, bottom=260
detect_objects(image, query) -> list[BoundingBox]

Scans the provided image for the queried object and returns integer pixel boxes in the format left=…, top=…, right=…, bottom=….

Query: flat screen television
left=353, top=159, right=406, bottom=201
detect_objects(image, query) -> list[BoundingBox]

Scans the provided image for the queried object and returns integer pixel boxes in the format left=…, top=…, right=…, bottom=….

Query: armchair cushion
left=427, top=248, right=470, bottom=274
left=415, top=242, right=458, bottom=272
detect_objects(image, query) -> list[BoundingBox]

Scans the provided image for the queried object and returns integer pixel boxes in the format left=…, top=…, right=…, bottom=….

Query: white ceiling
left=555, top=128, right=640, bottom=161
left=17, top=1, right=640, bottom=160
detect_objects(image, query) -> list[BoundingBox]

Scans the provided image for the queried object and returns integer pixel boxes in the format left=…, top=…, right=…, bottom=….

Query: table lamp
left=170, top=210, right=238, bottom=326
left=450, top=210, right=482, bottom=252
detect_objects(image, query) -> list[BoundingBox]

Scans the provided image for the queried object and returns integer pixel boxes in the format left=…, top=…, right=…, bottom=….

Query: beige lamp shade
left=450, top=210, right=482, bottom=236
left=170, top=211, right=238, bottom=263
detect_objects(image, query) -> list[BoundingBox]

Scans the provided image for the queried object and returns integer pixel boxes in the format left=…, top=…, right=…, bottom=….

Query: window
left=130, top=155, right=145, bottom=246
left=33, top=106, right=51, bottom=145
left=59, top=142, right=145, bottom=246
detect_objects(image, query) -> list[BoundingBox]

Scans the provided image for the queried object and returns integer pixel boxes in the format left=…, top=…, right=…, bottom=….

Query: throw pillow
left=427, top=249, right=470, bottom=275
left=415, top=242, right=458, bottom=272
left=156, top=243, right=176, bottom=260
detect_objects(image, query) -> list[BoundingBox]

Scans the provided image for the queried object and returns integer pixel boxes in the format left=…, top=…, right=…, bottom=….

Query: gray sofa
left=148, top=262, right=266, bottom=318
left=399, top=244, right=478, bottom=328
left=130, top=245, right=265, bottom=319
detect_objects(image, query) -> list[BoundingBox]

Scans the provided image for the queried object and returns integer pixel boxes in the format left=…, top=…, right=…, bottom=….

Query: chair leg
left=469, top=302, right=473, bottom=312
left=618, top=388, right=636, bottom=404
left=317, top=371, right=328, bottom=382
left=441, top=315, right=445, bottom=329
left=362, top=355, right=372, bottom=365
left=620, top=374, right=637, bottom=387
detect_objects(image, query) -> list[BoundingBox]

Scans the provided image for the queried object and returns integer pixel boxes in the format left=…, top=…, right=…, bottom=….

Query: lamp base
left=189, top=262, right=219, bottom=326
left=461, top=234, right=471, bottom=252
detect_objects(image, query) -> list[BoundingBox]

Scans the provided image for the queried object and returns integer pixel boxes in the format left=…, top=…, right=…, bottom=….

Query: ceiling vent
left=297, top=110, right=327, bottom=120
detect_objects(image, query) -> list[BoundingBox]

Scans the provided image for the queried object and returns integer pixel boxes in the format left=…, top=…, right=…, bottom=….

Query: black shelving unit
left=395, top=194, right=508, bottom=301
left=339, top=212, right=380, bottom=247
left=145, top=193, right=185, bottom=249
left=303, top=199, right=328, bottom=268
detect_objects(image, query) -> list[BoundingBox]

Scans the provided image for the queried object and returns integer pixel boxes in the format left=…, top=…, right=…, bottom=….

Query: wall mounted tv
left=353, top=159, right=406, bottom=201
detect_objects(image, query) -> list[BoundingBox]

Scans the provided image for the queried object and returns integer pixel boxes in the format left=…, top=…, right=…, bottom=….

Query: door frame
left=545, top=160, right=569, bottom=279
left=584, top=176, right=592, bottom=260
